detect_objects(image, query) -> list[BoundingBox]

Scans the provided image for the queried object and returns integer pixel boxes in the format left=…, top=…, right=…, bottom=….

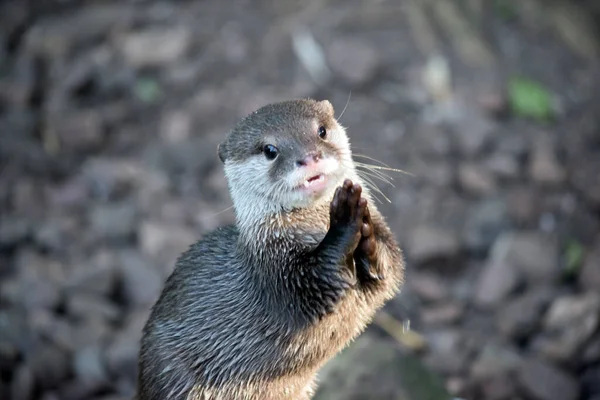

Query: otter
left=137, top=98, right=405, bottom=400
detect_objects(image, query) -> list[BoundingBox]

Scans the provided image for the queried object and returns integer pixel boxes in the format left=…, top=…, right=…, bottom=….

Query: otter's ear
left=217, top=142, right=227, bottom=163
left=318, top=100, right=334, bottom=117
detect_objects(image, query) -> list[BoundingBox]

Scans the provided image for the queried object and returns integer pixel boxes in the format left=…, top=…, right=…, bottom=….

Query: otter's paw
left=329, top=179, right=366, bottom=249
left=355, top=205, right=384, bottom=282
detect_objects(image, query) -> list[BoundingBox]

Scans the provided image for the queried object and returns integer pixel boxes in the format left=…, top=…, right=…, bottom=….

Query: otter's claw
left=355, top=202, right=384, bottom=283
left=329, top=179, right=367, bottom=253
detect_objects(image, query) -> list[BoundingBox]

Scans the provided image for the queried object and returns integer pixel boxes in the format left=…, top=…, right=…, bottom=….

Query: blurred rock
left=517, top=357, right=579, bottom=400
left=315, top=333, right=452, bottom=400
left=11, top=364, right=34, bottom=400
left=73, top=346, right=109, bottom=392
left=49, top=111, right=105, bottom=151
left=414, top=126, right=453, bottom=156
left=160, top=110, right=191, bottom=144
left=424, top=329, right=468, bottom=375
left=65, top=251, right=117, bottom=297
left=497, top=286, right=553, bottom=339
left=579, top=240, right=600, bottom=291
left=491, top=231, right=559, bottom=284
left=507, top=187, right=540, bottom=224
left=479, top=373, right=518, bottom=400
left=117, top=250, right=163, bottom=307
left=0, top=216, right=30, bottom=248
left=138, top=220, right=196, bottom=266
left=66, top=293, right=121, bottom=322
left=571, top=158, right=600, bottom=207
left=529, top=140, right=566, bottom=185
left=582, top=367, right=600, bottom=396
left=25, top=4, right=135, bottom=57
left=407, top=225, right=461, bottom=264
left=120, top=27, right=191, bottom=67
left=583, top=338, right=600, bottom=364
left=458, top=163, right=496, bottom=195
left=421, top=302, right=463, bottom=325
left=70, top=319, right=112, bottom=351
left=462, top=198, right=510, bottom=253
left=89, top=202, right=138, bottom=241
left=410, top=272, right=448, bottom=302
left=485, top=152, right=520, bottom=179
left=470, top=342, right=522, bottom=380
left=474, top=259, right=519, bottom=308
left=104, top=311, right=147, bottom=382
left=415, top=160, right=455, bottom=187
left=450, top=105, right=495, bottom=155
left=28, top=345, right=71, bottom=390
left=532, top=292, right=600, bottom=361
left=328, top=38, right=379, bottom=85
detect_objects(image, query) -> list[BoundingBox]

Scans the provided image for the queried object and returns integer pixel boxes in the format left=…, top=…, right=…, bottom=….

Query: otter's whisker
left=336, top=91, right=352, bottom=122
left=356, top=171, right=392, bottom=204
left=212, top=205, right=235, bottom=216
left=353, top=153, right=392, bottom=167
left=354, top=162, right=394, bottom=183
left=356, top=165, right=395, bottom=187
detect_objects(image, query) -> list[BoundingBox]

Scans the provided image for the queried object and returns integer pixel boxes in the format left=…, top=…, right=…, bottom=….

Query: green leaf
left=564, top=239, right=584, bottom=277
left=508, top=77, right=553, bottom=122
left=135, top=78, right=161, bottom=103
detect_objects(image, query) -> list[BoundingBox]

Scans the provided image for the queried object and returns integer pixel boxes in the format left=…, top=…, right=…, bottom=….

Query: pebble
left=327, top=38, right=379, bottom=85
left=517, top=357, right=579, bottom=400
left=73, top=346, right=109, bottom=391
left=66, top=293, right=121, bottom=322
left=0, top=216, right=30, bottom=248
left=497, top=286, right=554, bottom=339
left=490, top=231, right=560, bottom=284
left=424, top=330, right=468, bottom=375
left=89, top=202, right=138, bottom=241
left=407, top=225, right=461, bottom=265
left=421, top=302, right=463, bottom=325
left=479, top=374, right=519, bottom=400
left=120, top=27, right=192, bottom=67
left=450, top=104, right=495, bottom=155
left=462, top=198, right=510, bottom=254
left=484, top=152, right=520, bottom=179
left=28, top=345, right=71, bottom=390
left=458, top=163, right=496, bottom=195
left=529, top=140, right=566, bottom=185
left=470, top=342, right=522, bottom=380
left=138, top=220, right=196, bottom=265
left=117, top=250, right=163, bottom=307
left=533, top=292, right=600, bottom=361
left=571, top=158, right=600, bottom=207
left=11, top=364, right=34, bottom=400
left=65, top=251, right=117, bottom=297
left=474, top=259, right=519, bottom=308
left=579, top=239, right=600, bottom=291
left=410, top=272, right=448, bottom=302
left=50, top=111, right=104, bottom=151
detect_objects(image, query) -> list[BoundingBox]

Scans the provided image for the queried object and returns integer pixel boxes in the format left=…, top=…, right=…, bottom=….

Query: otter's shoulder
left=178, top=224, right=239, bottom=265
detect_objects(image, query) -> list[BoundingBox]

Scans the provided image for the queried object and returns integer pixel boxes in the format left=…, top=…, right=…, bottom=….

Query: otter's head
left=218, top=99, right=355, bottom=227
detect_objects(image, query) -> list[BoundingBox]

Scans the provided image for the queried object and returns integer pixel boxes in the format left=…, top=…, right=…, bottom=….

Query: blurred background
left=1, top=0, right=599, bottom=399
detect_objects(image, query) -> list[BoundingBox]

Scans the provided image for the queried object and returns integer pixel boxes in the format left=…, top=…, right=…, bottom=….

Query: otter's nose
left=296, top=151, right=322, bottom=167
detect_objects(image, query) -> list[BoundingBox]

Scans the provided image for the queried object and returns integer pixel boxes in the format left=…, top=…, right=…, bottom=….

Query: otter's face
left=218, top=99, right=355, bottom=220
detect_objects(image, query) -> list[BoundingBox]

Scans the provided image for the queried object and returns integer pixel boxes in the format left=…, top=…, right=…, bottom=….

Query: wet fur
left=137, top=99, right=405, bottom=400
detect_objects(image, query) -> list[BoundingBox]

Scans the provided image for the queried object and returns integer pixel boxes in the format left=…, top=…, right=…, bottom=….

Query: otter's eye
left=318, top=126, right=327, bottom=139
left=263, top=144, right=278, bottom=160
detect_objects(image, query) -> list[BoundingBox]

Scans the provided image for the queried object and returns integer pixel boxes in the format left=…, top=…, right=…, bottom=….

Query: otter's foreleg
left=295, top=180, right=367, bottom=318
left=353, top=209, right=404, bottom=295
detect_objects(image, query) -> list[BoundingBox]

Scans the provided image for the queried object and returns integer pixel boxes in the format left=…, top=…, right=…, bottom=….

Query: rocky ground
left=1, top=1, right=600, bottom=399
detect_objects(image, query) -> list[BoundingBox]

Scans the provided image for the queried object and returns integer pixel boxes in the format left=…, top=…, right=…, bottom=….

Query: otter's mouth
left=303, top=174, right=324, bottom=188
left=295, top=173, right=328, bottom=194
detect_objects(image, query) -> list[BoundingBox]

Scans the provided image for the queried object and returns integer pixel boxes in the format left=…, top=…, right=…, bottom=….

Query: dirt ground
left=1, top=1, right=600, bottom=399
